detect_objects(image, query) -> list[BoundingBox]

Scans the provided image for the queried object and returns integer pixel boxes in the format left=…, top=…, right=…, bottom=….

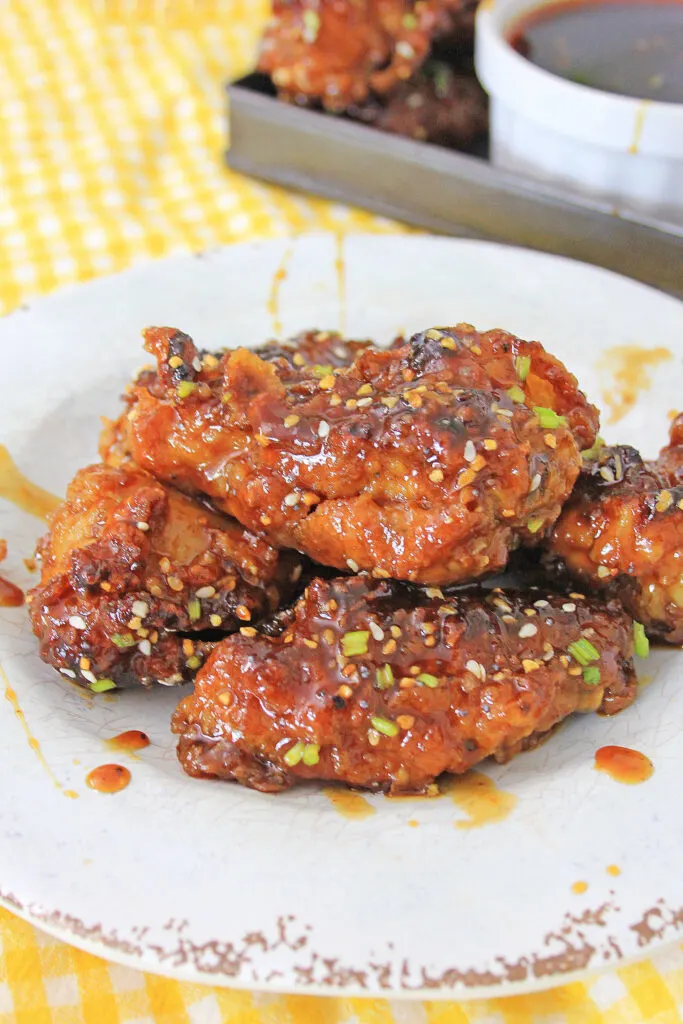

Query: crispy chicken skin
left=258, top=0, right=474, bottom=112
left=255, top=329, right=378, bottom=378
left=548, top=425, right=683, bottom=643
left=172, top=574, right=637, bottom=794
left=102, top=324, right=598, bottom=585
left=29, top=463, right=304, bottom=690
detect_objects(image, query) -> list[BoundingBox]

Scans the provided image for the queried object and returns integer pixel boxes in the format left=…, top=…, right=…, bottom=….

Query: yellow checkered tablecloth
left=1, top=1, right=683, bottom=1021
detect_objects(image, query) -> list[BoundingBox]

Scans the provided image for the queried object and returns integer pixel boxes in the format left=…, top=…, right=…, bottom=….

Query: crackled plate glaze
left=2, top=235, right=683, bottom=999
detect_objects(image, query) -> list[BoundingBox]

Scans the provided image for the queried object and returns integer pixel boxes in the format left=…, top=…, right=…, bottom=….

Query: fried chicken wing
left=258, top=0, right=476, bottom=111
left=255, top=328, right=377, bottom=379
left=29, top=463, right=304, bottom=690
left=103, top=324, right=597, bottom=585
left=173, top=574, right=636, bottom=793
left=547, top=429, right=683, bottom=644
left=349, top=60, right=488, bottom=148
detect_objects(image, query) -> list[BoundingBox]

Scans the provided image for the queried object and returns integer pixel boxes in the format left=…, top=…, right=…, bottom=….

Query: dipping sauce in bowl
left=507, top=1, right=683, bottom=103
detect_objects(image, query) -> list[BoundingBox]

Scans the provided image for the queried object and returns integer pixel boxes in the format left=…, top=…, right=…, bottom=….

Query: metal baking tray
left=227, top=74, right=683, bottom=298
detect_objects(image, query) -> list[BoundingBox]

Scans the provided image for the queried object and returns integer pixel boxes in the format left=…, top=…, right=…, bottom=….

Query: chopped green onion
left=187, top=598, right=201, bottom=622
left=284, top=740, right=306, bottom=767
left=402, top=12, right=417, bottom=28
left=527, top=517, right=545, bottom=534
left=302, top=743, right=320, bottom=766
left=506, top=385, right=525, bottom=404
left=111, top=633, right=135, bottom=648
left=312, top=363, right=334, bottom=378
left=90, top=678, right=116, bottom=693
left=370, top=716, right=399, bottom=737
left=582, top=666, right=601, bottom=685
left=417, top=672, right=439, bottom=688
left=581, top=436, right=605, bottom=461
left=302, top=9, right=320, bottom=41
left=375, top=664, right=395, bottom=689
left=515, top=355, right=531, bottom=382
left=341, top=630, right=370, bottom=657
left=568, top=638, right=600, bottom=666
left=633, top=621, right=650, bottom=659
left=186, top=655, right=201, bottom=670
left=533, top=406, right=567, bottom=429
left=176, top=381, right=196, bottom=399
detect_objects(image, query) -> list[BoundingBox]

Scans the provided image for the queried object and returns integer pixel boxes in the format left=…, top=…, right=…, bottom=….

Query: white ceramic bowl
left=475, top=0, right=683, bottom=227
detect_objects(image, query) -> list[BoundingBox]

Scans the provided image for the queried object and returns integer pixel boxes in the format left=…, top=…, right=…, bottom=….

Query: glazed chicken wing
left=349, top=60, right=488, bottom=148
left=258, top=0, right=476, bottom=111
left=173, top=574, right=637, bottom=794
left=29, top=463, right=304, bottom=690
left=547, top=423, right=683, bottom=644
left=103, top=323, right=598, bottom=585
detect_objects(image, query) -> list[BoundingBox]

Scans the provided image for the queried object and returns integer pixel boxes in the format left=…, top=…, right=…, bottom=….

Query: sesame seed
left=425, top=587, right=444, bottom=599
left=322, top=628, right=335, bottom=645
left=381, top=396, right=399, bottom=409
left=457, top=468, right=476, bottom=489
left=599, top=466, right=615, bottom=483
left=562, top=602, right=576, bottom=612
left=568, top=665, right=583, bottom=676
left=159, top=557, right=171, bottom=573
left=241, top=627, right=258, bottom=638
left=368, top=730, right=380, bottom=746
left=519, top=623, right=538, bottom=638
left=483, top=439, right=498, bottom=451
left=464, top=440, right=476, bottom=462
left=217, top=690, right=233, bottom=707
left=79, top=657, right=90, bottom=671
left=236, top=605, right=251, bottom=621
left=529, top=473, right=542, bottom=493
left=596, top=565, right=611, bottom=578
left=284, top=492, right=299, bottom=507
left=82, top=670, right=97, bottom=685
left=167, top=576, right=184, bottom=591
left=60, top=668, right=76, bottom=679
left=136, top=521, right=150, bottom=531
left=465, top=659, right=486, bottom=681
left=330, top=394, right=342, bottom=407
left=132, top=600, right=149, bottom=618
left=544, top=433, right=557, bottom=449
left=196, top=586, right=216, bottom=599
left=138, top=640, right=152, bottom=656
left=68, top=615, right=87, bottom=630
left=318, top=420, right=330, bottom=438
left=382, top=638, right=397, bottom=655
left=284, top=414, right=300, bottom=427
left=168, top=355, right=183, bottom=368
left=369, top=621, right=384, bottom=642
left=390, top=626, right=402, bottom=638
left=338, top=684, right=353, bottom=699
left=192, top=356, right=202, bottom=372
left=346, top=558, right=359, bottom=572
left=357, top=383, right=373, bottom=396
left=357, top=397, right=373, bottom=408
left=292, top=353, right=305, bottom=367
left=210, top=614, right=223, bottom=627
left=424, top=636, right=436, bottom=647
left=203, top=353, right=219, bottom=368
left=345, top=398, right=358, bottom=410
left=429, top=469, right=444, bottom=483
left=534, top=600, right=549, bottom=608
left=318, top=374, right=335, bottom=390
left=399, top=676, right=414, bottom=688
left=522, top=659, right=540, bottom=673
left=656, top=490, right=674, bottom=513
left=397, top=715, right=415, bottom=730
left=303, top=638, right=318, bottom=649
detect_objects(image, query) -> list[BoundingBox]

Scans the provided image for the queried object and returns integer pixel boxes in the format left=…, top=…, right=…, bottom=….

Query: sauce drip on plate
left=86, top=764, right=131, bottom=793
left=0, top=576, right=23, bottom=607
left=106, top=730, right=150, bottom=753
left=0, top=445, right=61, bottom=520
left=442, top=770, right=518, bottom=829
left=323, top=787, right=375, bottom=819
left=595, top=745, right=654, bottom=784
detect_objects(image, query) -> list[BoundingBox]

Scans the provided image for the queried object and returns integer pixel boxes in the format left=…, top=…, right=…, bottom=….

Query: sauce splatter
left=408, top=819, right=419, bottom=828
left=0, top=446, right=61, bottom=520
left=597, top=345, right=673, bottom=425
left=1, top=664, right=78, bottom=798
left=607, top=864, right=621, bottom=877
left=0, top=576, right=23, bottom=607
left=595, top=745, right=654, bottom=784
left=267, top=245, right=293, bottom=337
left=323, top=787, right=375, bottom=820
left=443, top=770, right=517, bottom=829
left=572, top=880, right=588, bottom=894
left=629, top=101, right=649, bottom=156
left=86, top=764, right=131, bottom=793
left=335, top=233, right=347, bottom=335
left=106, top=729, right=150, bottom=753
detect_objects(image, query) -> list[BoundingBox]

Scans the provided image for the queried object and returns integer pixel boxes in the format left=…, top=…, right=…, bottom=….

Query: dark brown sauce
left=595, top=744, right=654, bottom=783
left=508, top=1, right=683, bottom=104
left=0, top=445, right=61, bottom=521
left=0, top=575, right=23, bottom=607
left=106, top=730, right=150, bottom=753
left=86, top=763, right=131, bottom=793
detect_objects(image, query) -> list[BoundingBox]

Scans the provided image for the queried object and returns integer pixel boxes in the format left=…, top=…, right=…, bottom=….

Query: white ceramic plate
left=2, top=234, right=683, bottom=1000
